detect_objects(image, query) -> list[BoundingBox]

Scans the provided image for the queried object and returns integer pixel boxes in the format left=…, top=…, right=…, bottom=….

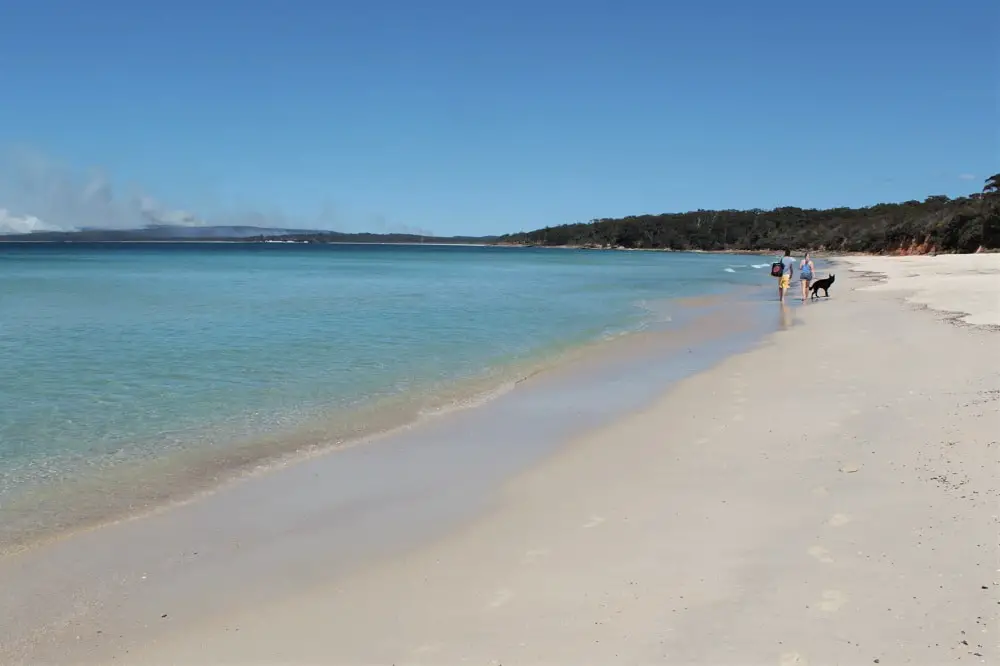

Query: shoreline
left=0, top=286, right=766, bottom=557
left=4, top=254, right=997, bottom=664
left=128, top=254, right=998, bottom=664
left=0, top=290, right=783, bottom=664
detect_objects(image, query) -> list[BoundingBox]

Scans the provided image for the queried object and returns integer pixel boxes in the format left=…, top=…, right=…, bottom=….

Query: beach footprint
left=828, top=513, right=853, bottom=527
left=411, top=643, right=443, bottom=656
left=807, top=545, right=834, bottom=564
left=487, top=588, right=513, bottom=609
left=817, top=589, right=848, bottom=612
left=779, top=651, right=810, bottom=666
left=521, top=548, right=549, bottom=565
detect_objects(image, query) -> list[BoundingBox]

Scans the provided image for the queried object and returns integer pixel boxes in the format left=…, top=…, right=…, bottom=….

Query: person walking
left=777, top=249, right=795, bottom=303
left=799, top=252, right=815, bottom=302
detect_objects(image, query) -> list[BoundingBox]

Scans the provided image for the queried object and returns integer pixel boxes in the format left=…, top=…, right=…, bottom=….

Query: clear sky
left=0, top=0, right=996, bottom=235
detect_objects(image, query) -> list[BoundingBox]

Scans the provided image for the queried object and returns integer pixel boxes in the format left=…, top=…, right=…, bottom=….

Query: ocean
left=0, top=242, right=774, bottom=550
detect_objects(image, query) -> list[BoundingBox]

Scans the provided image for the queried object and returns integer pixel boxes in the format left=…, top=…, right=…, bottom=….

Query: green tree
left=498, top=184, right=1000, bottom=254
left=984, top=173, right=1000, bottom=197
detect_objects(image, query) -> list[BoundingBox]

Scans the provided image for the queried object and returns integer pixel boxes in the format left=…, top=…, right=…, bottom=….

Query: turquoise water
left=0, top=243, right=771, bottom=545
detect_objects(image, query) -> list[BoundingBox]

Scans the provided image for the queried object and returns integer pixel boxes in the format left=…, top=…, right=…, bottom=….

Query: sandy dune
left=101, top=256, right=999, bottom=665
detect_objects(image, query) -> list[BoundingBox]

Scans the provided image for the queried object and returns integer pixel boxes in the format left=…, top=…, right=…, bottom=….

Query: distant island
left=499, top=175, right=1000, bottom=254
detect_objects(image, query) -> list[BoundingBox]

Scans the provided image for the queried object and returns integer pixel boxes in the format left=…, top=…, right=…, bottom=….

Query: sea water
left=0, top=243, right=772, bottom=547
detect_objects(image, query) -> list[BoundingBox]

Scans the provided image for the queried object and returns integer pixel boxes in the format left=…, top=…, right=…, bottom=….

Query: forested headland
left=497, top=175, right=1000, bottom=254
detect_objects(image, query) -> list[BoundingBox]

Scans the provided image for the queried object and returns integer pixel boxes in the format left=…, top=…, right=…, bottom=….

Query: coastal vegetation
left=498, top=175, right=1000, bottom=254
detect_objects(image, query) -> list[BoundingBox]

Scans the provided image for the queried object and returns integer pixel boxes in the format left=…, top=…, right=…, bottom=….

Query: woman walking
left=799, top=252, right=815, bottom=302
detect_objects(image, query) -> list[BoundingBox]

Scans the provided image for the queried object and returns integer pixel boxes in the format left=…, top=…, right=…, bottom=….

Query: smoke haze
left=0, top=148, right=436, bottom=236
left=0, top=149, right=204, bottom=234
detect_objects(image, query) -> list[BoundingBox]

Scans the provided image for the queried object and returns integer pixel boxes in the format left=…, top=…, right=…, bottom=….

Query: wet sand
left=0, top=298, right=774, bottom=664
left=4, top=255, right=999, bottom=664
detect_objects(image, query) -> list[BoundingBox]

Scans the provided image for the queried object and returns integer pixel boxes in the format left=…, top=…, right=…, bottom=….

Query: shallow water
left=0, top=243, right=773, bottom=547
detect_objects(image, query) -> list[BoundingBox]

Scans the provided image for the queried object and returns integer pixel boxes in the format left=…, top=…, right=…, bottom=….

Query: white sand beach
left=846, top=253, right=1000, bottom=327
left=3, top=254, right=998, bottom=665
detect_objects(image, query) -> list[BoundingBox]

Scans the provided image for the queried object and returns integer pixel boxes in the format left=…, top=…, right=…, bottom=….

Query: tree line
left=498, top=175, right=1000, bottom=254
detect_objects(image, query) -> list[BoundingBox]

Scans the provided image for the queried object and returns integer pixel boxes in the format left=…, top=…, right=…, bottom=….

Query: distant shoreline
left=0, top=239, right=773, bottom=253
left=4, top=239, right=990, bottom=258
left=494, top=243, right=999, bottom=257
left=0, top=239, right=498, bottom=247
left=494, top=243, right=846, bottom=257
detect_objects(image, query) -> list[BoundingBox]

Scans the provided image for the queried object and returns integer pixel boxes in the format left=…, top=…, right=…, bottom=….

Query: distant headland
left=497, top=175, right=1000, bottom=255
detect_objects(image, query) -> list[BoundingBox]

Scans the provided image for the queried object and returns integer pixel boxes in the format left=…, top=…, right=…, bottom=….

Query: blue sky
left=0, top=0, right=996, bottom=235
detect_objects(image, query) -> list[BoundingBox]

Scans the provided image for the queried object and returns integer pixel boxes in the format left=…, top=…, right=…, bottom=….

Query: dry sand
left=19, top=255, right=1000, bottom=664
left=846, top=253, right=1000, bottom=327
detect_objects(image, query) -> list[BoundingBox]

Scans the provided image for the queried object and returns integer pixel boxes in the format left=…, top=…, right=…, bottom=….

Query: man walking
left=778, top=249, right=795, bottom=303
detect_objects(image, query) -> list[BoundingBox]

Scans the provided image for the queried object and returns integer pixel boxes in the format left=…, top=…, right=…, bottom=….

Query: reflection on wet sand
left=779, top=302, right=793, bottom=330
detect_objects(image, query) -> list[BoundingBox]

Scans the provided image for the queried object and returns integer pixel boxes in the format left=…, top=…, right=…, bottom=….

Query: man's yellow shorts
left=779, top=275, right=791, bottom=289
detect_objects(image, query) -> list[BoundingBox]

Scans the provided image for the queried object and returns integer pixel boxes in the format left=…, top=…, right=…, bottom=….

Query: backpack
left=770, top=259, right=784, bottom=278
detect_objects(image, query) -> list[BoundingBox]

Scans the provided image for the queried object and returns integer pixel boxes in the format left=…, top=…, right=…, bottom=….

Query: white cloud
left=959, top=173, right=976, bottom=181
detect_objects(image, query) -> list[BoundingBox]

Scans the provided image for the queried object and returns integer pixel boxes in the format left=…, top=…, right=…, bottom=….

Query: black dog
left=810, top=274, right=836, bottom=299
